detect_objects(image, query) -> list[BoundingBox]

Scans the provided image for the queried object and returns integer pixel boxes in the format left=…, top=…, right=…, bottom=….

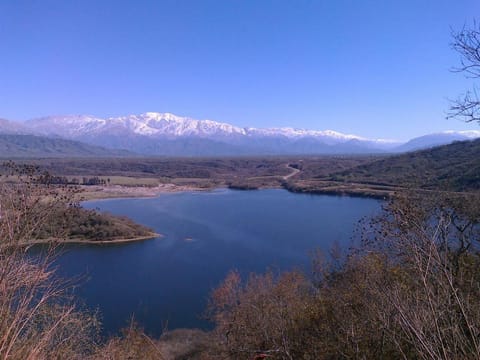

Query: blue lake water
left=54, top=189, right=380, bottom=336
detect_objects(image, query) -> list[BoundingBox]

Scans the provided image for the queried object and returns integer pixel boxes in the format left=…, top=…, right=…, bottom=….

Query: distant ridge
left=0, top=134, right=134, bottom=158
left=393, top=131, right=480, bottom=152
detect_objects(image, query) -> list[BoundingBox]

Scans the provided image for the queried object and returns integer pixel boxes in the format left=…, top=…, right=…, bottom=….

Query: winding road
left=283, top=164, right=301, bottom=180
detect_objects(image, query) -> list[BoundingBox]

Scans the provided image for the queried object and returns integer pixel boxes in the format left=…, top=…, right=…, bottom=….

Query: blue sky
left=0, top=0, right=479, bottom=140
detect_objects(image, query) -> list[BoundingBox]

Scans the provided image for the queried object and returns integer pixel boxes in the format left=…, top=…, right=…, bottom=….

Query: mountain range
left=0, top=112, right=479, bottom=156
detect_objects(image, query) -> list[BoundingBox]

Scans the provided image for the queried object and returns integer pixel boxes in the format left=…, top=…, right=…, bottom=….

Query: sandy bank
left=79, top=183, right=215, bottom=200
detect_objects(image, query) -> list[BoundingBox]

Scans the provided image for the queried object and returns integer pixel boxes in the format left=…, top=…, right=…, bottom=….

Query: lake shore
left=79, top=181, right=394, bottom=201
left=23, top=232, right=162, bottom=246
left=282, top=180, right=396, bottom=199
left=78, top=183, right=216, bottom=200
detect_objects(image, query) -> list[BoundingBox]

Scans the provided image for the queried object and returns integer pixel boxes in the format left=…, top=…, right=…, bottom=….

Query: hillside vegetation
left=11, top=139, right=480, bottom=198
left=14, top=156, right=371, bottom=192
left=6, top=139, right=479, bottom=200
left=31, top=206, right=156, bottom=243
left=323, top=138, right=480, bottom=191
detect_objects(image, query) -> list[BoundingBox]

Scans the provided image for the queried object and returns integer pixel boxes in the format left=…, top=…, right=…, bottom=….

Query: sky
left=0, top=0, right=479, bottom=140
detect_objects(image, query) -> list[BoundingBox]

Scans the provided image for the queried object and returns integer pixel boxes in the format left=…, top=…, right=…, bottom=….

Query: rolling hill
left=328, top=138, right=480, bottom=191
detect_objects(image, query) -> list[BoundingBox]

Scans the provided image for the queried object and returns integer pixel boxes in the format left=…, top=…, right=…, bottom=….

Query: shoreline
left=78, top=183, right=218, bottom=201
left=23, top=232, right=162, bottom=246
left=80, top=182, right=392, bottom=202
left=80, top=181, right=392, bottom=201
left=77, top=180, right=477, bottom=204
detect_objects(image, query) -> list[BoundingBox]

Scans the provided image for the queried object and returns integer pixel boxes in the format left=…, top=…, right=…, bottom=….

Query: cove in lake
left=54, top=189, right=381, bottom=336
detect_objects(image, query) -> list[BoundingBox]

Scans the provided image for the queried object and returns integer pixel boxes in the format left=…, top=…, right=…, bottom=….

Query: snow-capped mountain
left=29, top=112, right=354, bottom=139
left=23, top=112, right=403, bottom=155
left=27, top=113, right=249, bottom=138
left=0, top=112, right=475, bottom=156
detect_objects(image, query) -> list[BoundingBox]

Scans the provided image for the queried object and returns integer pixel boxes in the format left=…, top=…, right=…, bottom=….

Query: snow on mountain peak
left=23, top=112, right=410, bottom=145
left=23, top=112, right=480, bottom=150
left=27, top=115, right=107, bottom=136
left=102, top=112, right=248, bottom=137
left=442, top=130, right=480, bottom=139
left=317, top=129, right=365, bottom=140
left=140, top=112, right=185, bottom=122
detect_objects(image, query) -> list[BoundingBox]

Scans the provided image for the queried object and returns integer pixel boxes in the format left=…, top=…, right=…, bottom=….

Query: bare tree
left=0, top=163, right=99, bottom=359
left=448, top=22, right=480, bottom=123
left=206, top=270, right=313, bottom=360
left=363, top=193, right=480, bottom=359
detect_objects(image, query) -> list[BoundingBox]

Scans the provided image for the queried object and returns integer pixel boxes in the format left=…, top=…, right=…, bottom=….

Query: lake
left=54, top=189, right=380, bottom=336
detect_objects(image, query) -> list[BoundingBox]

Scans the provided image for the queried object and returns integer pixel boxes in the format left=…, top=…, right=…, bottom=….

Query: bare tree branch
left=448, top=22, right=480, bottom=124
